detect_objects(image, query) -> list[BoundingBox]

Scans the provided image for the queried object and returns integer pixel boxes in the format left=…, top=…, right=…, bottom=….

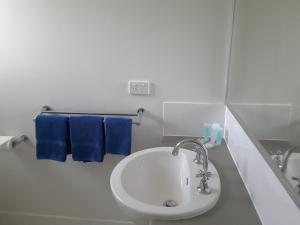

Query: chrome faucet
left=281, top=146, right=298, bottom=172
left=292, top=176, right=300, bottom=194
left=272, top=146, right=298, bottom=172
left=172, top=139, right=211, bottom=194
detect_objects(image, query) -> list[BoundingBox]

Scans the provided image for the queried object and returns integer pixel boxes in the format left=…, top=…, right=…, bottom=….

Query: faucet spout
left=172, top=139, right=209, bottom=173
left=281, top=146, right=298, bottom=171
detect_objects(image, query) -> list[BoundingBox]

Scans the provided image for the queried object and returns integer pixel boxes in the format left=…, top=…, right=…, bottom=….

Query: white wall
left=0, top=0, right=233, bottom=224
left=225, top=108, right=300, bottom=225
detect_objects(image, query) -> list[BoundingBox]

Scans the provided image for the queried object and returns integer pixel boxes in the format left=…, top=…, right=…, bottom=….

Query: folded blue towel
left=105, top=117, right=132, bottom=156
left=69, top=116, right=105, bottom=162
left=35, top=115, right=70, bottom=162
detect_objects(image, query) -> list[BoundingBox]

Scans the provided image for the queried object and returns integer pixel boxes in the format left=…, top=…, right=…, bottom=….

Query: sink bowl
left=110, top=147, right=221, bottom=224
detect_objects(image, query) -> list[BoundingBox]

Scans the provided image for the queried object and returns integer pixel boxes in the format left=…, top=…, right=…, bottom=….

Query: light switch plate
left=128, top=80, right=151, bottom=95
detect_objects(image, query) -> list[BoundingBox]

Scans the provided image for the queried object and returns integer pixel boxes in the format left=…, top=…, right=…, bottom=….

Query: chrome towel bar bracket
left=33, top=105, right=145, bottom=126
left=11, top=135, right=28, bottom=148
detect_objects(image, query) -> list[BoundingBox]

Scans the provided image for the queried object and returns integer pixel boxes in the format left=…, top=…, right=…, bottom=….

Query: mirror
left=226, top=0, right=300, bottom=206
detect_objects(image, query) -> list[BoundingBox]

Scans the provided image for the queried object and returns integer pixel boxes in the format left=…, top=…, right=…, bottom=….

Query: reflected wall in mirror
left=227, top=0, right=300, bottom=205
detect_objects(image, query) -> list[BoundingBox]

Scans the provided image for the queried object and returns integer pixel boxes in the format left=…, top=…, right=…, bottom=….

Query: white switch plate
left=128, top=80, right=151, bottom=95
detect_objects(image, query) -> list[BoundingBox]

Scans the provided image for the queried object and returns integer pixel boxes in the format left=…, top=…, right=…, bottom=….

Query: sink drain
left=163, top=199, right=178, bottom=207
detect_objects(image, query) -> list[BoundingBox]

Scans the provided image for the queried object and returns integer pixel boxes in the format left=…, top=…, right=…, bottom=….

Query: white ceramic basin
left=285, top=153, right=300, bottom=188
left=110, top=147, right=221, bottom=224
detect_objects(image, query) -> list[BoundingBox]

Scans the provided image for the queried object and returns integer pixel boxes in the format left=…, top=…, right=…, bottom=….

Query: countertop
left=153, top=137, right=262, bottom=225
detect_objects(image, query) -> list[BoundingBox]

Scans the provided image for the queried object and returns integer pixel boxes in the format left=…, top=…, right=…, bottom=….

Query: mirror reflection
left=227, top=0, right=300, bottom=200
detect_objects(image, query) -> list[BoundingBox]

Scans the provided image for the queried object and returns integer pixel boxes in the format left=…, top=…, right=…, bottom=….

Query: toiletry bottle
left=210, top=123, right=220, bottom=145
left=203, top=123, right=212, bottom=142
left=215, top=127, right=223, bottom=145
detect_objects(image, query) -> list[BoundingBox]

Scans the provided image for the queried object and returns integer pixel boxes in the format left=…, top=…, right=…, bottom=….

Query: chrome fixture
left=33, top=105, right=145, bottom=125
left=291, top=176, right=300, bottom=194
left=272, top=150, right=285, bottom=170
left=272, top=146, right=298, bottom=172
left=11, top=135, right=28, bottom=148
left=172, top=139, right=211, bottom=194
left=163, top=199, right=178, bottom=207
left=193, top=137, right=211, bottom=164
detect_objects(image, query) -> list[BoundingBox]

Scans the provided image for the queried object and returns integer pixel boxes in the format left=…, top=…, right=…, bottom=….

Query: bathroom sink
left=110, top=147, right=221, bottom=224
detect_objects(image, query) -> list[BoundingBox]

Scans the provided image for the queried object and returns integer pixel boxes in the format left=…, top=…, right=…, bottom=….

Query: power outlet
left=128, top=80, right=151, bottom=95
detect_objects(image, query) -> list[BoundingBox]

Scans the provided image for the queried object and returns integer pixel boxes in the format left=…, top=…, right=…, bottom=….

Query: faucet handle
left=197, top=173, right=211, bottom=194
left=292, top=176, right=300, bottom=182
left=193, top=151, right=203, bottom=165
left=196, top=170, right=212, bottom=178
left=276, top=150, right=283, bottom=155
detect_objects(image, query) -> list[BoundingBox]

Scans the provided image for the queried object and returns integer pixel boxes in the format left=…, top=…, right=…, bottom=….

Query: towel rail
left=34, top=105, right=144, bottom=125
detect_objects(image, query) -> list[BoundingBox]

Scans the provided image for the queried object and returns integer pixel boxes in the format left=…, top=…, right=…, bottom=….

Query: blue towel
left=105, top=117, right=132, bottom=156
left=35, top=115, right=70, bottom=162
left=69, top=116, right=105, bottom=162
